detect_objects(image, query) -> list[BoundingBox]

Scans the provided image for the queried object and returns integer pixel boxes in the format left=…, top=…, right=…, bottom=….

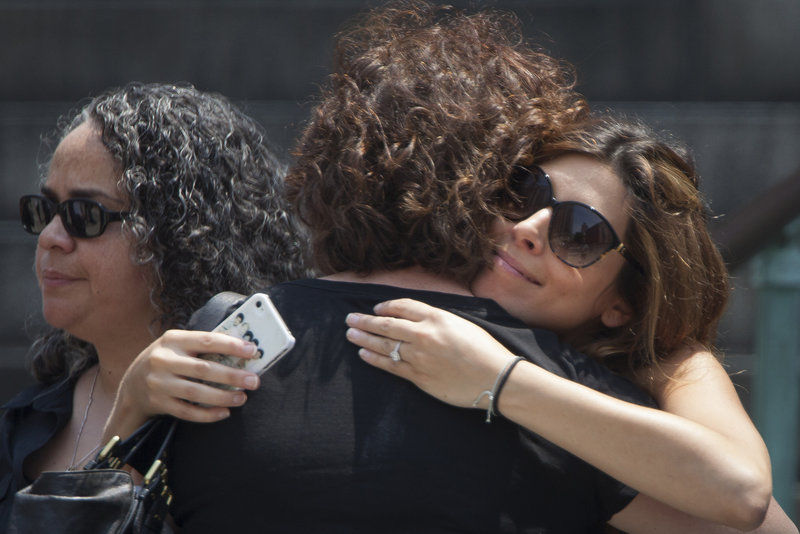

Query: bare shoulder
left=631, top=343, right=731, bottom=405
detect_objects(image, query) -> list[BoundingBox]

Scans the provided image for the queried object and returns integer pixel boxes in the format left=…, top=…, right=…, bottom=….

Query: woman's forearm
left=609, top=494, right=796, bottom=533
left=497, top=361, right=771, bottom=529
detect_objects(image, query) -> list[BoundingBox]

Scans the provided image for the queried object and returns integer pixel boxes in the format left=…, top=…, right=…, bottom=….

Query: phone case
left=198, top=293, right=295, bottom=376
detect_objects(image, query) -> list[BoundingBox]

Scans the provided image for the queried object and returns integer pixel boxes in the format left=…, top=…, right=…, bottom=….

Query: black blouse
left=0, top=375, right=75, bottom=531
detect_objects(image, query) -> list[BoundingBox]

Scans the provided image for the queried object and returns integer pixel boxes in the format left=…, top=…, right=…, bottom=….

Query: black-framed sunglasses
left=19, top=194, right=130, bottom=239
left=498, top=166, right=644, bottom=274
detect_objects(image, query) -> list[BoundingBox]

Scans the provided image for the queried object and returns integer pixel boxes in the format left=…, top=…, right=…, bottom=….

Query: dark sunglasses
left=19, top=194, right=129, bottom=239
left=498, top=166, right=644, bottom=274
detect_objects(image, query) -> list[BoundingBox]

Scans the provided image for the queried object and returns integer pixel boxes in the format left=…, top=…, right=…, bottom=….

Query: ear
left=600, top=296, right=633, bottom=329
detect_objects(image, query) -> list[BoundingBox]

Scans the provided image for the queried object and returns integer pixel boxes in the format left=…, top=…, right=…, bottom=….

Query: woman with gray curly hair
left=0, top=82, right=310, bottom=529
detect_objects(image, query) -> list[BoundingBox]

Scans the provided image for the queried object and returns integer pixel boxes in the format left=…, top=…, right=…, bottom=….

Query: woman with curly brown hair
left=0, top=82, right=310, bottom=530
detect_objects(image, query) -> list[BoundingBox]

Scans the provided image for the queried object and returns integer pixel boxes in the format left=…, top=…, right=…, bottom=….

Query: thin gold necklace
left=66, top=366, right=101, bottom=471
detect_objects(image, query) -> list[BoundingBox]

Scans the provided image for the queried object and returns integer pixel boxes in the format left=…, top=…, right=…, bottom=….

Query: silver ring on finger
left=389, top=340, right=403, bottom=362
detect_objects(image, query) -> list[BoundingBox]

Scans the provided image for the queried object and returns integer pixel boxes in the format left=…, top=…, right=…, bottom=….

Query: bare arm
left=103, top=329, right=261, bottom=442
left=609, top=494, right=797, bottom=534
left=633, top=346, right=773, bottom=527
left=345, top=298, right=771, bottom=529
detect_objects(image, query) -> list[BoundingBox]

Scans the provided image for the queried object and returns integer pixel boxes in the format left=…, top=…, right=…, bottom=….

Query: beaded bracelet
left=472, top=356, right=525, bottom=423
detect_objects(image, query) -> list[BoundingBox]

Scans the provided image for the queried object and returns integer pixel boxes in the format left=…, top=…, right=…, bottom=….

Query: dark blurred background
left=1, top=0, right=798, bottom=521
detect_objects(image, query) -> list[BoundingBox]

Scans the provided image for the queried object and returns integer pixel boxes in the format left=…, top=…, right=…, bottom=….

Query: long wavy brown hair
left=286, top=0, right=588, bottom=283
left=536, top=116, right=730, bottom=374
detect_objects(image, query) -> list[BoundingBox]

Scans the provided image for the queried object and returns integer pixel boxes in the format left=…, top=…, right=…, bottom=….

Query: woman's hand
left=104, top=329, right=261, bottom=440
left=345, top=298, right=519, bottom=409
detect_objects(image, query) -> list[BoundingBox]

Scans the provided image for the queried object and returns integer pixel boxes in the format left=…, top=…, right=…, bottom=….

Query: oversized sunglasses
left=19, top=194, right=129, bottom=239
left=498, top=166, right=644, bottom=274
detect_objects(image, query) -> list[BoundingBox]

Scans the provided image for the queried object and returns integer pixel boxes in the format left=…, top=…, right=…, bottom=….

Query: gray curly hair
left=29, top=82, right=312, bottom=384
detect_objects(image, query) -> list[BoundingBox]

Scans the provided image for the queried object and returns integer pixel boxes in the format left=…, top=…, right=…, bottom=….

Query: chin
left=42, top=304, right=84, bottom=333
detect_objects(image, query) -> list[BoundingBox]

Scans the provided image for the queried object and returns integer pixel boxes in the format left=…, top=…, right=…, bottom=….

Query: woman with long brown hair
left=346, top=115, right=795, bottom=531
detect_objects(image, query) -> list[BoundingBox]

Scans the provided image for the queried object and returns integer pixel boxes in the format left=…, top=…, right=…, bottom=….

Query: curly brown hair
left=286, top=0, right=587, bottom=282
left=29, top=82, right=312, bottom=384
left=535, top=116, right=730, bottom=373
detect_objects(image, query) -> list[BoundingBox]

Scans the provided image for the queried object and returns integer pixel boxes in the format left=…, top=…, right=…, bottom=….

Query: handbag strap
left=186, top=291, right=247, bottom=332
left=87, top=416, right=174, bottom=473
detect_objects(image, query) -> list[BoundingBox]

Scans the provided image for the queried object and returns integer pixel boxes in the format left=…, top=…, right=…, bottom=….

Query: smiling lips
left=494, top=250, right=541, bottom=285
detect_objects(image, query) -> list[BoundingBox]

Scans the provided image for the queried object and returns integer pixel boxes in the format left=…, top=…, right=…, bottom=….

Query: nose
left=36, top=213, right=76, bottom=253
left=510, top=208, right=551, bottom=256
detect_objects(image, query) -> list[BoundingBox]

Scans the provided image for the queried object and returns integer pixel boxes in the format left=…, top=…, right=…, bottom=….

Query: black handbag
left=8, top=415, right=177, bottom=534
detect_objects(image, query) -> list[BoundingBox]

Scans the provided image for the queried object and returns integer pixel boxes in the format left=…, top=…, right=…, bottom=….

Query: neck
left=322, top=266, right=473, bottom=296
left=90, top=329, right=160, bottom=394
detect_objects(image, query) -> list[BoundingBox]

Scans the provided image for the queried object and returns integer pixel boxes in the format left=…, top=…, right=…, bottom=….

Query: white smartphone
left=198, top=293, right=295, bottom=376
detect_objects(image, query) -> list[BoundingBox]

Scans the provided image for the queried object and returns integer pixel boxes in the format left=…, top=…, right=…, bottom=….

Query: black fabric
left=169, top=279, right=656, bottom=534
left=0, top=376, right=75, bottom=532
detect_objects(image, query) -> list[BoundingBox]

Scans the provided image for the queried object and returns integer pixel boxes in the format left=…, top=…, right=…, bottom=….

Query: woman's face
left=471, top=154, right=632, bottom=336
left=35, top=121, right=159, bottom=348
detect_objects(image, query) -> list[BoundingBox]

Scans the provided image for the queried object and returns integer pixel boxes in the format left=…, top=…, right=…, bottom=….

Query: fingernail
left=216, top=410, right=230, bottom=420
left=233, top=393, right=247, bottom=405
left=345, top=328, right=360, bottom=341
left=345, top=313, right=358, bottom=325
left=243, top=375, right=259, bottom=389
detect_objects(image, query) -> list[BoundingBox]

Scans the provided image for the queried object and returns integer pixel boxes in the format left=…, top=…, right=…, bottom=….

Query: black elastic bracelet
left=472, top=356, right=525, bottom=423
left=492, top=356, right=524, bottom=419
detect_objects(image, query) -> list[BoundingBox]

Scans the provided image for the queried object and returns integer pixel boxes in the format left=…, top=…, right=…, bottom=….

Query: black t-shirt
left=169, top=280, right=655, bottom=533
